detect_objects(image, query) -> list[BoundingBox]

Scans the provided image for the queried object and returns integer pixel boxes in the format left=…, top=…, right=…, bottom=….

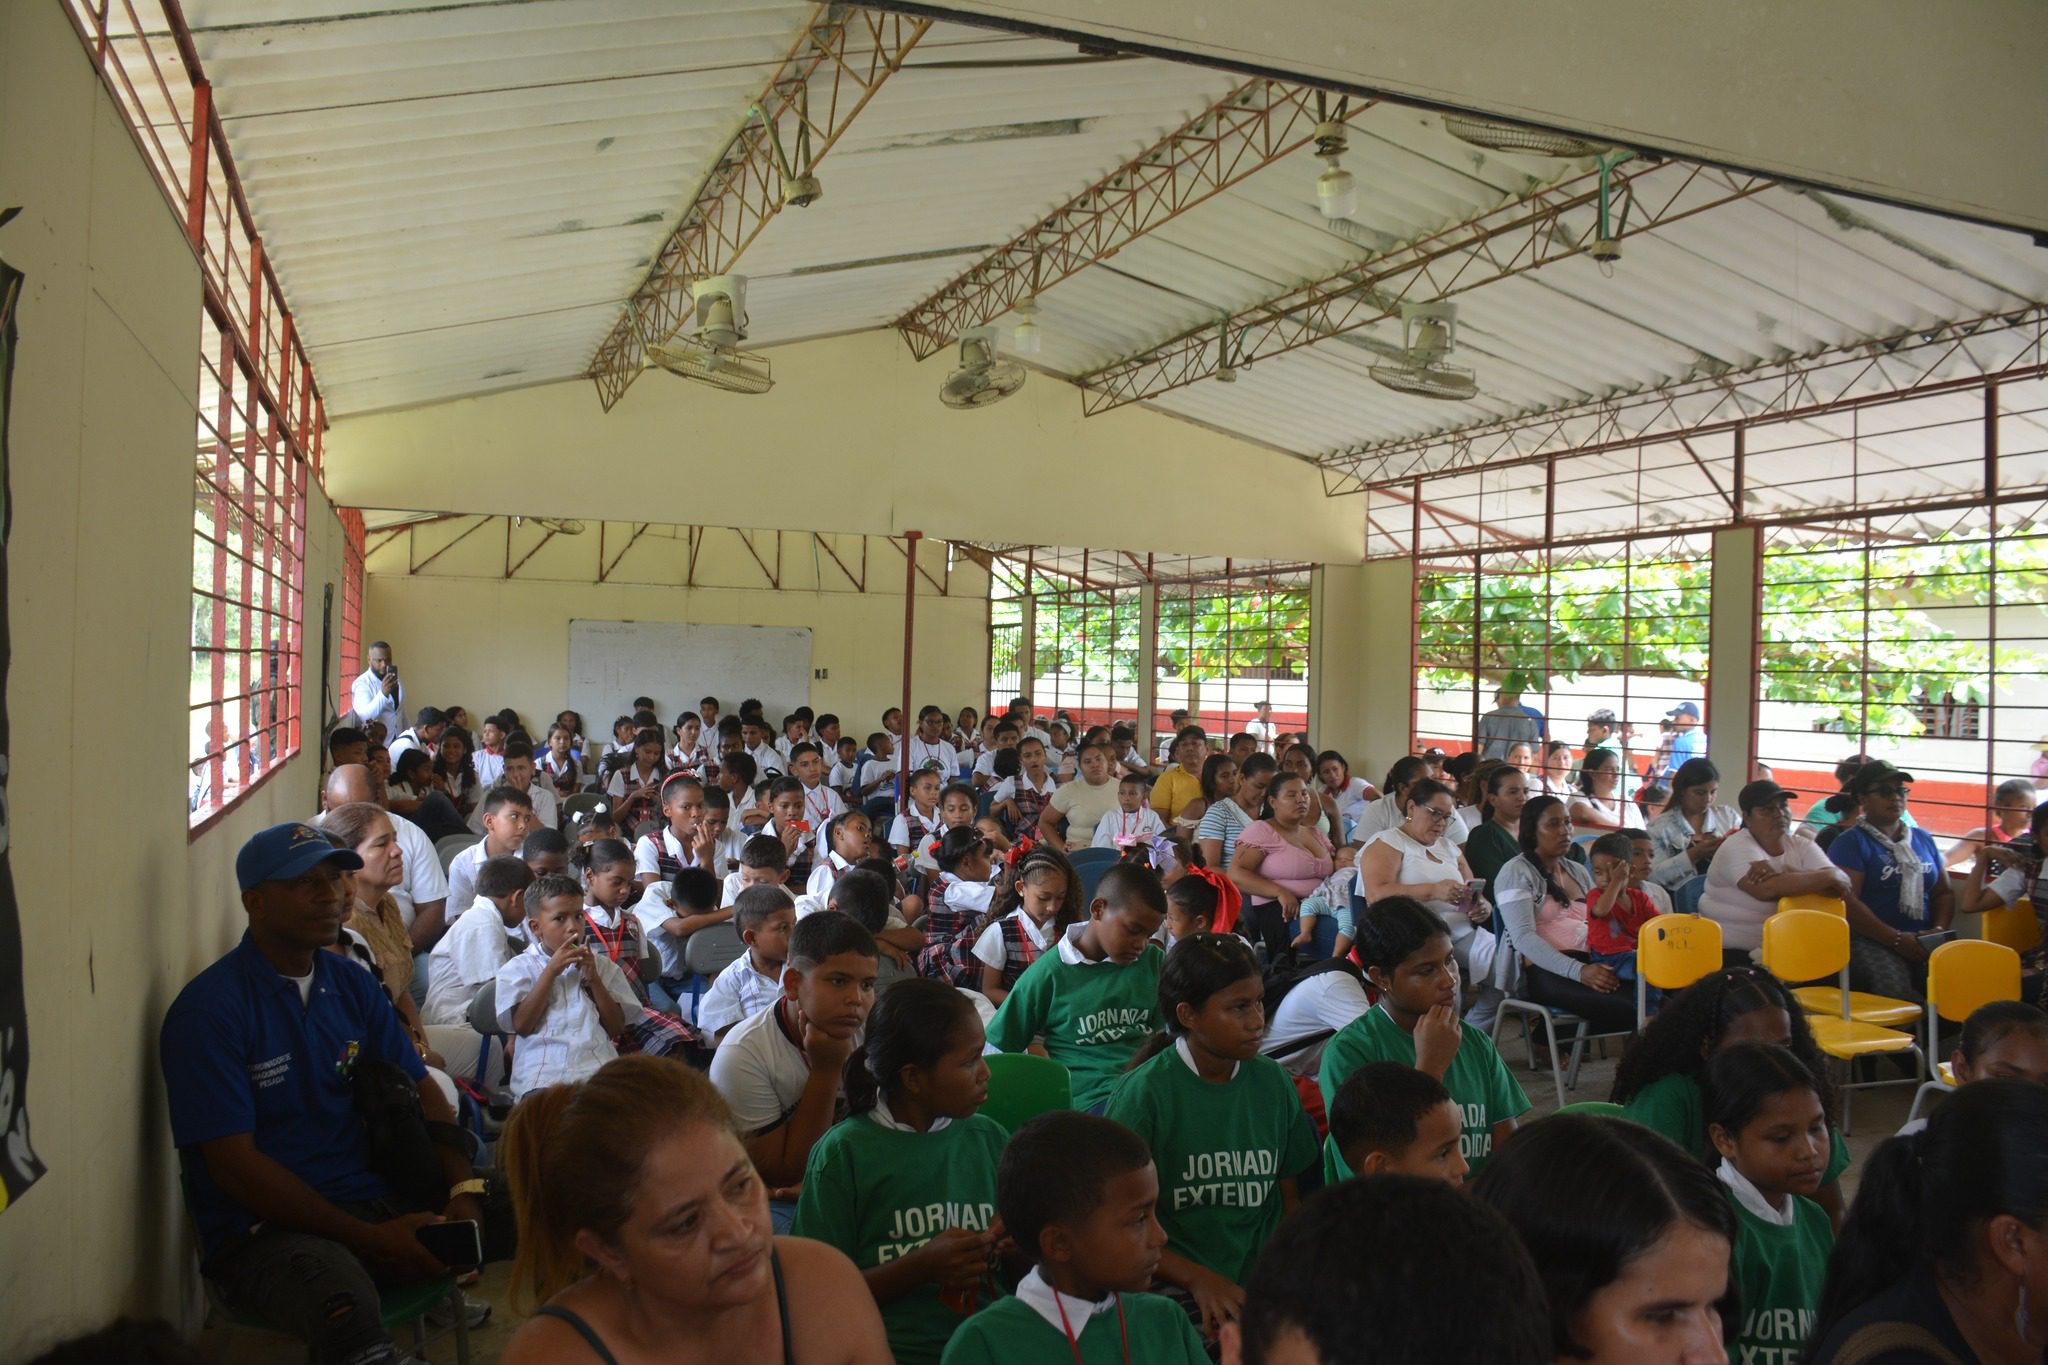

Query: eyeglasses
left=1418, top=806, right=1455, bottom=823
left=1872, top=785, right=1910, bottom=800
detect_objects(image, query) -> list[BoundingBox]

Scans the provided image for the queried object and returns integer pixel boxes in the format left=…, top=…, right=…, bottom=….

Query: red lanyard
left=1015, top=919, right=1043, bottom=967
left=1053, top=1288, right=1128, bottom=1365
left=583, top=910, right=624, bottom=961
left=806, top=785, right=832, bottom=826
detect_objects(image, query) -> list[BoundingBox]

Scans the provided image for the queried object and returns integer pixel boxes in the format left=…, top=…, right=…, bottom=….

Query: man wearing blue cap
left=161, top=822, right=488, bottom=1363
left=1664, top=701, right=1706, bottom=777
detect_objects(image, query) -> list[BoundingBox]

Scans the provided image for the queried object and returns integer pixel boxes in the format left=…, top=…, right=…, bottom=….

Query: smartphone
left=1916, top=929, right=1958, bottom=953
left=1464, top=878, right=1488, bottom=906
left=416, top=1218, right=483, bottom=1270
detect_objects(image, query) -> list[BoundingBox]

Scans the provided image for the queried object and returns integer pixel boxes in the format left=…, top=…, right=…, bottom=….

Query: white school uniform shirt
left=761, top=817, right=815, bottom=865
left=907, top=737, right=959, bottom=776
left=722, top=870, right=797, bottom=908
left=747, top=742, right=786, bottom=778
left=708, top=999, right=860, bottom=1136
left=422, top=900, right=523, bottom=1026
left=628, top=881, right=692, bottom=979
left=666, top=742, right=707, bottom=775
left=1092, top=805, right=1166, bottom=848
left=495, top=941, right=641, bottom=1098
left=605, top=760, right=665, bottom=800
left=706, top=826, right=748, bottom=876
left=989, top=771, right=1058, bottom=805
left=633, top=825, right=705, bottom=879
left=472, top=749, right=505, bottom=788
left=971, top=907, right=1052, bottom=970
left=971, top=750, right=1002, bottom=783
left=383, top=810, right=449, bottom=930
left=697, top=953, right=786, bottom=1039
left=467, top=781, right=557, bottom=835
left=798, top=781, right=845, bottom=830
left=387, top=728, right=429, bottom=764
left=803, top=850, right=859, bottom=904
left=445, top=839, right=514, bottom=921
left=539, top=749, right=579, bottom=786
left=854, top=757, right=898, bottom=797
left=887, top=804, right=944, bottom=869
left=1022, top=725, right=1053, bottom=749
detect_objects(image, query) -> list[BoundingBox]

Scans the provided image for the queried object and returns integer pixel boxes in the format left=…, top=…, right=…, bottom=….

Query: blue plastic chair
left=1068, top=847, right=1119, bottom=902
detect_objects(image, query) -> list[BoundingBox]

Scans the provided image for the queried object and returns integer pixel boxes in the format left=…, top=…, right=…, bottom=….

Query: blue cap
left=1666, top=702, right=1702, bottom=720
left=236, top=821, right=363, bottom=892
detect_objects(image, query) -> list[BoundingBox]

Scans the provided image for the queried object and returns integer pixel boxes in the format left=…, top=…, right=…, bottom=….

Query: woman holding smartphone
left=1357, top=778, right=1494, bottom=1023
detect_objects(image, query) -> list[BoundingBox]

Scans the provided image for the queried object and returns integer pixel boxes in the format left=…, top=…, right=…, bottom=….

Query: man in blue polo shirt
left=162, top=822, right=488, bottom=1364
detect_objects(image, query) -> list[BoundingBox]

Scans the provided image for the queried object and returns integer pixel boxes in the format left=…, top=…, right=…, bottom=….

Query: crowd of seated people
left=138, top=640, right=2046, bottom=1364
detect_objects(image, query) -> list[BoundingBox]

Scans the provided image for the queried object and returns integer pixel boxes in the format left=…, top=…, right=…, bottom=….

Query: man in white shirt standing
left=350, top=640, right=406, bottom=733
left=1246, top=700, right=1280, bottom=755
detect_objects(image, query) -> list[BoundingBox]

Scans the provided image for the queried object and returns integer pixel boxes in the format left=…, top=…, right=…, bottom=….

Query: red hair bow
left=1190, top=865, right=1242, bottom=935
left=1005, top=835, right=1038, bottom=868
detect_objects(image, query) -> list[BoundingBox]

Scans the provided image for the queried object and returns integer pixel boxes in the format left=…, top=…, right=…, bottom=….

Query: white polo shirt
left=494, top=942, right=641, bottom=1098
left=422, top=899, right=522, bottom=1026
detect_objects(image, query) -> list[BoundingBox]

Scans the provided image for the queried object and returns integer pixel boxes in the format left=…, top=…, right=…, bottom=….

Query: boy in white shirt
left=697, top=885, right=797, bottom=1041
left=448, top=786, right=536, bottom=915
left=707, top=912, right=879, bottom=1194
left=827, top=736, right=863, bottom=801
left=972, top=719, right=1022, bottom=791
left=741, top=716, right=786, bottom=779
left=723, top=834, right=793, bottom=909
left=631, top=866, right=728, bottom=1005
left=472, top=715, right=507, bottom=788
left=699, top=788, right=749, bottom=877
left=467, top=740, right=557, bottom=832
left=1092, top=774, right=1168, bottom=848
left=494, top=873, right=640, bottom=1099
left=854, top=732, right=898, bottom=807
left=774, top=709, right=812, bottom=764
left=421, top=855, right=533, bottom=1026
left=789, top=742, right=846, bottom=831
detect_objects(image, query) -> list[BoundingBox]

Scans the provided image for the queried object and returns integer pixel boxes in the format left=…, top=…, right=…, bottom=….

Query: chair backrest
left=980, top=1052, right=1073, bottom=1133
left=683, top=921, right=748, bottom=978
left=1927, top=938, right=2021, bottom=1024
left=1983, top=899, right=2044, bottom=952
left=467, top=979, right=502, bottom=1037
left=1639, top=913, right=1724, bottom=991
left=1776, top=892, right=1846, bottom=916
left=436, top=833, right=481, bottom=872
left=1761, top=909, right=1849, bottom=983
left=1068, top=846, right=1119, bottom=903
left=560, top=792, right=609, bottom=828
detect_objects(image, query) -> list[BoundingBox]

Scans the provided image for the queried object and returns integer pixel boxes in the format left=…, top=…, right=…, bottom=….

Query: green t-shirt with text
left=1317, top=1005, right=1529, bottom=1180
left=939, top=1290, right=1207, bottom=1365
left=1621, top=1072, right=1852, bottom=1186
left=791, top=1111, right=1008, bottom=1365
left=1103, top=1046, right=1319, bottom=1285
left=1726, top=1188, right=1833, bottom=1364
left=987, top=940, right=1163, bottom=1111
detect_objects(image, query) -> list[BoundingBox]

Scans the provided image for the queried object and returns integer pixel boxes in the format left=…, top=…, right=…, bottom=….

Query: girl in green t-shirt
left=792, top=979, right=1008, bottom=1365
left=1104, top=934, right=1319, bottom=1343
left=1318, top=896, right=1529, bottom=1179
left=1705, top=1041, right=1835, bottom=1364
left=1613, top=965, right=1851, bottom=1227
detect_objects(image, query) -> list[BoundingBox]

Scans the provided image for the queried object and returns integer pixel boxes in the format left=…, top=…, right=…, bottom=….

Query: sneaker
left=424, top=1293, right=491, bottom=1330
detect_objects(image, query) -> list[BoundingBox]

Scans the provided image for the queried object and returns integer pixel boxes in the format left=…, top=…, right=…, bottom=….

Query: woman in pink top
left=1228, top=772, right=1335, bottom=961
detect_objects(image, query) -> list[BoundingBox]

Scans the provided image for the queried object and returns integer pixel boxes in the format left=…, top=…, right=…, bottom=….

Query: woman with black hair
left=1807, top=1080, right=2048, bottom=1363
left=1490, top=794, right=1635, bottom=1035
left=1353, top=754, right=1459, bottom=846
left=1613, top=965, right=1852, bottom=1228
left=1645, top=757, right=1739, bottom=890
left=1472, top=1114, right=1736, bottom=1365
left=1463, top=762, right=1530, bottom=904
left=1571, top=746, right=1642, bottom=833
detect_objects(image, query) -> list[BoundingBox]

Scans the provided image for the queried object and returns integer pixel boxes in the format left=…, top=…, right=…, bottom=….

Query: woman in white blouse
left=1699, top=778, right=1850, bottom=964
left=1644, top=757, right=1741, bottom=890
left=1357, top=778, right=1492, bottom=1022
left=1568, top=747, right=1641, bottom=833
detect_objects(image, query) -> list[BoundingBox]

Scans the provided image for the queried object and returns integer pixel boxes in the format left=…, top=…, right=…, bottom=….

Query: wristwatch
left=448, top=1178, right=489, bottom=1200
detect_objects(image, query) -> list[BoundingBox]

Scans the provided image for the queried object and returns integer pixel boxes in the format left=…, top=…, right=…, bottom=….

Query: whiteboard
left=568, top=620, right=812, bottom=733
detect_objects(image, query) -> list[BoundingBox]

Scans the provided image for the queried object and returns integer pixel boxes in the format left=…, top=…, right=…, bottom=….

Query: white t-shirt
left=1263, top=970, right=1371, bottom=1076
left=708, top=1000, right=842, bottom=1136
left=384, top=811, right=449, bottom=929
left=1352, top=792, right=1468, bottom=848
left=697, top=953, right=785, bottom=1038
left=467, top=781, right=556, bottom=834
left=422, top=899, right=523, bottom=1026
left=445, top=840, right=499, bottom=923
left=907, top=737, right=959, bottom=777
left=853, top=758, right=897, bottom=798
left=1092, top=806, right=1166, bottom=848
left=1325, top=777, right=1373, bottom=827
left=1049, top=776, right=1122, bottom=843
left=1246, top=718, right=1278, bottom=752
left=494, top=942, right=641, bottom=1098
left=1699, top=827, right=1848, bottom=952
left=627, top=881, right=695, bottom=979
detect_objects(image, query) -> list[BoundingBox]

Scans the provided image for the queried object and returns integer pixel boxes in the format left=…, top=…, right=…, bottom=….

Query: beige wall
left=324, top=331, right=1365, bottom=567
left=1310, top=558, right=1416, bottom=782
left=0, top=2, right=342, bottom=1350
left=363, top=517, right=993, bottom=741
left=929, top=0, right=2048, bottom=234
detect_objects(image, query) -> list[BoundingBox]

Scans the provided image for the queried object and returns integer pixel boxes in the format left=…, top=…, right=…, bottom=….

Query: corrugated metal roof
left=192, top=0, right=2048, bottom=509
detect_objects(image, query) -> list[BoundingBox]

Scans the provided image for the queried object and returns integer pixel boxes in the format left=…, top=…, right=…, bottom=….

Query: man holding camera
left=351, top=640, right=407, bottom=734
left=162, top=823, right=489, bottom=1363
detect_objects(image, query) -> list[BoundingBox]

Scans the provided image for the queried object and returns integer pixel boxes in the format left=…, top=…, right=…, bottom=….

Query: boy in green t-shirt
left=1328, top=1062, right=1469, bottom=1184
left=986, top=863, right=1166, bottom=1112
left=940, top=1112, right=1206, bottom=1364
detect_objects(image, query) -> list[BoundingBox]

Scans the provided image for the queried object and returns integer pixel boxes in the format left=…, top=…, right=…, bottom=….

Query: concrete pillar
left=1137, top=583, right=1160, bottom=756
left=1018, top=593, right=1037, bottom=711
left=1707, top=526, right=1761, bottom=783
left=1312, top=558, right=1415, bottom=781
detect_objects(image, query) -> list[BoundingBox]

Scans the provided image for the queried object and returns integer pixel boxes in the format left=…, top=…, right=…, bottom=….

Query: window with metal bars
left=1756, top=503, right=2048, bottom=840
left=1154, top=571, right=1310, bottom=743
left=1414, top=535, right=1713, bottom=792
left=190, top=311, right=307, bottom=823
left=337, top=507, right=366, bottom=708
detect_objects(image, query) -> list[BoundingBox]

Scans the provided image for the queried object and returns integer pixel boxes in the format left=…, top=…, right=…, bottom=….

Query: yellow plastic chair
left=1907, top=939, right=2021, bottom=1123
left=1636, top=914, right=1723, bottom=1029
left=1777, top=892, right=1847, bottom=916
left=1983, top=899, right=2043, bottom=953
left=1761, top=909, right=1923, bottom=1131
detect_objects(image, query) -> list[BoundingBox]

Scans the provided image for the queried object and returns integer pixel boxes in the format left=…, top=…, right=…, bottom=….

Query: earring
left=2017, top=1281, right=2032, bottom=1342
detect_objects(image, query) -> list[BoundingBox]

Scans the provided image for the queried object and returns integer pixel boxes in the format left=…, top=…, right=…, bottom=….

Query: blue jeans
left=1588, top=947, right=1660, bottom=1011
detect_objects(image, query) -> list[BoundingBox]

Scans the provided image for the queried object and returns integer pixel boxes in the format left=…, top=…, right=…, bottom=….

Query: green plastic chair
left=1552, top=1100, right=1625, bottom=1119
left=980, top=1053, right=1073, bottom=1133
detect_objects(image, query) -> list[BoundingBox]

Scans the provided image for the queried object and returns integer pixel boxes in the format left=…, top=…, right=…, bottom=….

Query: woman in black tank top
left=495, top=1055, right=890, bottom=1365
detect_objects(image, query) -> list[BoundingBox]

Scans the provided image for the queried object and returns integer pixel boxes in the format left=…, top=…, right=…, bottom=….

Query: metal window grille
left=1153, top=562, right=1311, bottom=742
left=338, top=506, right=366, bottom=706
